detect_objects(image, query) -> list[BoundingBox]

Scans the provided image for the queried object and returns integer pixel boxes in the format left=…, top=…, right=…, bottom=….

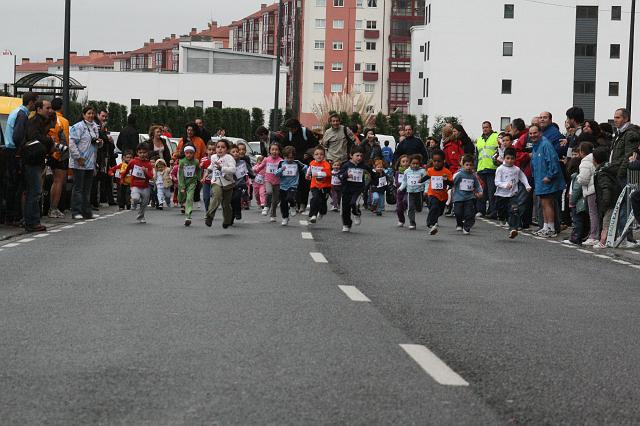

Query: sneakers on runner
left=509, top=229, right=518, bottom=239
left=620, top=240, right=639, bottom=249
left=309, top=215, right=317, bottom=224
left=583, top=238, right=598, bottom=246
left=269, top=217, right=276, bottom=222
left=429, top=224, right=439, bottom=235
left=342, top=226, right=350, bottom=232
left=281, top=218, right=289, bottom=226
left=397, top=222, right=404, bottom=227
left=261, top=207, right=269, bottom=216
left=185, top=218, right=191, bottom=227
left=353, top=215, right=361, bottom=226
left=409, top=225, right=416, bottom=230
left=593, top=242, right=606, bottom=249
left=463, top=228, right=470, bottom=235
left=456, top=226, right=463, bottom=232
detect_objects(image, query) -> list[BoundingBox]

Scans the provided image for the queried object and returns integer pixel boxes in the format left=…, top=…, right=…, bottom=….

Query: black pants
left=117, top=184, right=131, bottom=209
left=232, top=185, right=245, bottom=220
left=309, top=187, right=329, bottom=218
left=296, top=176, right=310, bottom=211
left=1, top=150, right=23, bottom=223
left=630, top=189, right=640, bottom=223
left=454, top=199, right=476, bottom=231
left=279, top=188, right=297, bottom=219
left=496, top=195, right=521, bottom=230
left=521, top=176, right=534, bottom=228
left=426, top=196, right=446, bottom=227
left=341, top=188, right=361, bottom=227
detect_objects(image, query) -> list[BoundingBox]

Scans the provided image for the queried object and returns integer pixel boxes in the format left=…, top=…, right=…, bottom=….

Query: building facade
left=410, top=0, right=640, bottom=136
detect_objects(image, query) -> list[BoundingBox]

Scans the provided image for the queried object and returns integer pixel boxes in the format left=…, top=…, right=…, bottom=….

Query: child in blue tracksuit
left=453, top=154, right=483, bottom=234
left=398, top=154, right=429, bottom=230
left=275, top=145, right=307, bottom=226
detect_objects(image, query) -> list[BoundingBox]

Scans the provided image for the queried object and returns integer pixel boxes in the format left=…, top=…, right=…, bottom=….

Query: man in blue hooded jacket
left=539, top=111, right=568, bottom=158
left=530, top=125, right=565, bottom=237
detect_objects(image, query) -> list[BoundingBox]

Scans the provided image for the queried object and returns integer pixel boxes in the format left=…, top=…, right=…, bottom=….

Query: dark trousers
left=232, top=185, right=245, bottom=220
left=296, top=176, right=310, bottom=211
left=496, top=195, right=521, bottom=230
left=309, top=187, right=329, bottom=217
left=279, top=188, right=297, bottom=219
left=476, top=170, right=496, bottom=217
left=407, top=192, right=423, bottom=226
left=396, top=189, right=407, bottom=223
left=1, top=150, right=23, bottom=223
left=341, top=189, right=361, bottom=227
left=570, top=208, right=588, bottom=244
left=71, top=169, right=94, bottom=217
left=23, top=164, right=43, bottom=227
left=426, top=196, right=446, bottom=227
left=117, top=184, right=131, bottom=209
left=454, top=199, right=476, bottom=231
left=631, top=189, right=640, bottom=223
left=517, top=179, right=533, bottom=228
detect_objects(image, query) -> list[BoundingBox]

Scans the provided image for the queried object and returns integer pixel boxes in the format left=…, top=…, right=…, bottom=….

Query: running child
left=275, top=146, right=307, bottom=226
left=307, top=146, right=332, bottom=223
left=252, top=143, right=283, bottom=221
left=395, top=155, right=410, bottom=227
left=200, top=141, right=216, bottom=211
left=252, top=155, right=267, bottom=212
left=204, top=139, right=236, bottom=229
left=494, top=148, right=531, bottom=239
left=236, top=142, right=254, bottom=210
left=452, top=154, right=483, bottom=234
left=330, top=160, right=342, bottom=212
left=109, top=150, right=133, bottom=210
left=178, top=145, right=201, bottom=226
left=425, top=150, right=453, bottom=235
left=398, top=154, right=428, bottom=230
left=338, top=146, right=377, bottom=232
left=231, top=143, right=254, bottom=222
left=154, top=159, right=172, bottom=209
left=121, top=143, right=154, bottom=223
left=370, top=159, right=392, bottom=216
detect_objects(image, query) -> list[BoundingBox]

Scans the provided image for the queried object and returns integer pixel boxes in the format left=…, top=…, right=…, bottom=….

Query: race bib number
left=311, top=166, right=326, bottom=178
left=236, top=162, right=247, bottom=177
left=460, top=178, right=474, bottom=191
left=407, top=174, right=421, bottom=186
left=431, top=175, right=444, bottom=190
left=254, top=174, right=265, bottom=184
left=332, top=175, right=341, bottom=185
left=266, top=163, right=278, bottom=174
left=347, top=168, right=363, bottom=183
left=377, top=176, right=387, bottom=188
left=132, top=165, right=146, bottom=179
left=212, top=169, right=222, bottom=179
left=283, top=164, right=298, bottom=177
left=183, top=165, right=196, bottom=178
left=114, top=170, right=121, bottom=178
left=397, top=173, right=404, bottom=183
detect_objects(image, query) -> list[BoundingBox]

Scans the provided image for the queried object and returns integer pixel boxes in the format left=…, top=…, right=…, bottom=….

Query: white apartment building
left=410, top=0, right=640, bottom=137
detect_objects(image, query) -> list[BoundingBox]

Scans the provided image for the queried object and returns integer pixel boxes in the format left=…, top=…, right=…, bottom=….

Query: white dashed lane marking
left=338, top=285, right=371, bottom=302
left=75, top=221, right=86, bottom=225
left=61, top=225, right=74, bottom=229
left=577, top=249, right=592, bottom=254
left=309, top=252, right=328, bottom=263
left=33, top=233, right=49, bottom=238
left=49, top=229, right=62, bottom=233
left=593, top=254, right=611, bottom=259
left=17, top=238, right=35, bottom=243
left=301, top=232, right=313, bottom=240
left=2, top=243, right=20, bottom=248
left=400, top=344, right=469, bottom=387
left=612, top=259, right=632, bottom=265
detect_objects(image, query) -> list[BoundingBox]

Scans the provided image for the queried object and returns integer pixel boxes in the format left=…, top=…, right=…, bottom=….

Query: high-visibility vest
left=476, top=132, right=499, bottom=172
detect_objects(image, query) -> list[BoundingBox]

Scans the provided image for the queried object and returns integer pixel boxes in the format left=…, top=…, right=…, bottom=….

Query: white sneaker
left=269, top=217, right=276, bottom=222
left=463, top=229, right=470, bottom=235
left=342, top=226, right=350, bottom=232
left=291, top=210, right=298, bottom=217
left=72, top=214, right=83, bottom=220
left=409, top=225, right=416, bottom=230
left=396, top=222, right=404, bottom=227
left=475, top=212, right=482, bottom=218
left=261, top=207, right=269, bottom=216
left=281, top=218, right=289, bottom=226
left=583, top=238, right=598, bottom=246
left=593, top=242, right=606, bottom=249
left=353, top=216, right=361, bottom=226
left=430, top=224, right=438, bottom=235
left=309, top=215, right=317, bottom=223
left=509, top=229, right=518, bottom=239
left=137, top=217, right=146, bottom=224
left=620, top=241, right=639, bottom=249
left=456, top=226, right=463, bottom=232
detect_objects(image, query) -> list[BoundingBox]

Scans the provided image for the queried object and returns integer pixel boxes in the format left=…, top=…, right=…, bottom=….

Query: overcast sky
left=1, top=1, right=266, bottom=60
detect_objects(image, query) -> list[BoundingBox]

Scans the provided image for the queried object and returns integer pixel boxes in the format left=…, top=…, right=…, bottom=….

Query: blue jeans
left=371, top=191, right=385, bottom=213
left=202, top=183, right=212, bottom=211
left=71, top=169, right=94, bottom=217
left=454, top=199, right=476, bottom=231
left=23, top=164, right=43, bottom=227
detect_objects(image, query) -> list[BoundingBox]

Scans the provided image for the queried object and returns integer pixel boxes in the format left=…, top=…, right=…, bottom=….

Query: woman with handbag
left=22, top=100, right=55, bottom=232
left=69, top=106, right=103, bottom=220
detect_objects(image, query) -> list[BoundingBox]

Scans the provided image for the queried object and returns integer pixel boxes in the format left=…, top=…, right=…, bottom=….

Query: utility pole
left=627, top=0, right=636, bottom=114
left=62, top=0, right=71, bottom=117
left=273, top=0, right=284, bottom=129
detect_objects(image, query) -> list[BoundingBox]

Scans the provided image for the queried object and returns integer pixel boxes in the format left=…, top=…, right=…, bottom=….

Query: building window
left=194, top=100, right=204, bottom=109
left=575, top=43, right=597, bottom=57
left=503, top=42, right=513, bottom=56
left=390, top=82, right=410, bottom=102
left=366, top=20, right=377, bottom=29
left=354, top=63, right=361, bottom=71
left=610, top=44, right=621, bottom=58
left=313, top=83, right=324, bottom=93
left=574, top=81, right=596, bottom=94
left=353, top=84, right=362, bottom=93
left=333, top=0, right=344, bottom=6
left=315, top=19, right=326, bottom=28
left=611, top=6, right=622, bottom=20
left=576, top=6, right=598, bottom=19
left=333, top=20, right=344, bottom=29
left=356, top=0, right=363, bottom=6
left=418, top=99, right=423, bottom=106
left=501, top=79, right=512, bottom=94
left=158, top=99, right=179, bottom=107
left=314, top=61, right=325, bottom=70
left=131, top=99, right=141, bottom=109
left=418, top=72, right=423, bottom=79
left=425, top=78, right=429, bottom=97
left=314, top=40, right=325, bottom=49
left=504, top=4, right=514, bottom=19
left=419, top=45, right=424, bottom=52
left=366, top=41, right=377, bottom=50
left=365, top=63, right=377, bottom=72
left=364, top=83, right=375, bottom=93
left=427, top=41, right=430, bottom=60
left=331, top=83, right=343, bottom=93
left=355, top=41, right=362, bottom=50
left=355, top=20, right=363, bottom=29
left=609, top=82, right=620, bottom=96
left=316, top=0, right=326, bottom=6
left=332, top=62, right=344, bottom=71
left=333, top=41, right=344, bottom=50
left=368, top=0, right=377, bottom=6
left=212, top=101, right=223, bottom=108
left=500, top=117, right=511, bottom=130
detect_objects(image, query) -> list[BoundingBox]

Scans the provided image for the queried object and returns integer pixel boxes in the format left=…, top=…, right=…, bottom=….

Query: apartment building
left=410, top=0, right=640, bottom=136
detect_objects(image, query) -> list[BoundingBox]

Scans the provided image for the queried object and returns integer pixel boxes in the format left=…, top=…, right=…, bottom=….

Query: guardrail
left=606, top=168, right=640, bottom=248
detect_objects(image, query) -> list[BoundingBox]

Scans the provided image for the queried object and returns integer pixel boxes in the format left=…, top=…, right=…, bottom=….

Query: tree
left=374, top=112, right=390, bottom=135
left=404, top=114, right=418, bottom=131
left=431, top=115, right=461, bottom=141
left=269, top=108, right=283, bottom=130
left=350, top=112, right=363, bottom=128
left=251, top=107, right=264, bottom=139
left=388, top=112, right=401, bottom=140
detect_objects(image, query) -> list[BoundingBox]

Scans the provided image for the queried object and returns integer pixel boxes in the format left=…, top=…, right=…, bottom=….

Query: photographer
left=69, top=106, right=103, bottom=220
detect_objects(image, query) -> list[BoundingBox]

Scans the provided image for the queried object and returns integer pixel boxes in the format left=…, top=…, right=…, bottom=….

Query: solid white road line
left=49, top=229, right=62, bottom=233
left=301, top=232, right=314, bottom=240
left=399, top=344, right=469, bottom=386
left=75, top=221, right=86, bottom=225
left=18, top=238, right=35, bottom=243
left=562, top=244, right=577, bottom=249
left=577, top=249, right=592, bottom=254
left=629, top=251, right=640, bottom=255
left=97, top=216, right=107, bottom=220
left=2, top=243, right=20, bottom=248
left=309, top=252, right=328, bottom=263
left=547, top=240, right=561, bottom=244
left=33, top=233, right=49, bottom=238
left=630, top=265, right=640, bottom=270
left=593, top=254, right=611, bottom=259
left=61, top=225, right=74, bottom=229
left=86, top=219, right=97, bottom=222
left=611, top=259, right=632, bottom=265
left=337, top=285, right=371, bottom=302
left=299, top=220, right=309, bottom=226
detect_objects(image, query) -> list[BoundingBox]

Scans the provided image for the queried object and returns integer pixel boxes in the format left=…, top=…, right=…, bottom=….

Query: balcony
left=363, top=72, right=379, bottom=82
left=364, top=30, right=379, bottom=39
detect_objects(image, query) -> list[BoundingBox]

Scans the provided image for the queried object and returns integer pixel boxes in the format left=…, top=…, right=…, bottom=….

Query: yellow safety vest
left=476, top=132, right=499, bottom=172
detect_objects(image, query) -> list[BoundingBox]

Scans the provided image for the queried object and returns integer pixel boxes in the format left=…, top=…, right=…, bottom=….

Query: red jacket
left=121, top=157, right=153, bottom=188
left=512, top=130, right=532, bottom=177
left=443, top=140, right=464, bottom=174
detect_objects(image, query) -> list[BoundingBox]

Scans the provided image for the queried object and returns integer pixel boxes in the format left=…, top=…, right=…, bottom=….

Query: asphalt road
left=1, top=202, right=639, bottom=425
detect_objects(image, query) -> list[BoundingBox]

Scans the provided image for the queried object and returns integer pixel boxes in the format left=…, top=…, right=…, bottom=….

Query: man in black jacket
left=116, top=115, right=139, bottom=154
left=195, top=118, right=211, bottom=143
left=284, top=118, right=317, bottom=212
left=393, top=124, right=428, bottom=165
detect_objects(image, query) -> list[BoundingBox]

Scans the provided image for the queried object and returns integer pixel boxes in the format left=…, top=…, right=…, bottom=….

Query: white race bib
left=460, top=178, right=474, bottom=191
left=283, top=164, right=298, bottom=177
left=347, top=168, right=363, bottom=183
left=407, top=174, right=421, bottom=186
left=212, top=169, right=222, bottom=179
left=377, top=176, right=387, bottom=188
left=397, top=173, right=404, bottom=183
left=183, top=165, right=196, bottom=178
left=132, top=165, right=146, bottom=179
left=236, top=162, right=247, bottom=178
left=332, top=175, right=341, bottom=185
left=311, top=166, right=326, bottom=178
left=431, top=175, right=444, bottom=190
left=254, top=174, right=265, bottom=184
left=266, top=163, right=278, bottom=174
left=114, top=170, right=121, bottom=178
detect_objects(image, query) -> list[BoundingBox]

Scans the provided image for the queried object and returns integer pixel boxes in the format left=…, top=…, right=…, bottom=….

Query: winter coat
left=594, top=162, right=622, bottom=217
left=576, top=153, right=596, bottom=196
left=610, top=124, right=640, bottom=180
left=531, top=136, right=566, bottom=196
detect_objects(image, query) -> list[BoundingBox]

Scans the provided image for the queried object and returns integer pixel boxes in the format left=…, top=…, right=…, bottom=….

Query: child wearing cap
left=178, top=145, right=202, bottom=226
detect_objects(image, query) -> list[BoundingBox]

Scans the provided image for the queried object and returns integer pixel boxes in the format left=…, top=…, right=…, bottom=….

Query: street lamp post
left=273, top=0, right=284, bottom=130
left=627, top=0, right=636, bottom=114
left=62, top=0, right=71, bottom=117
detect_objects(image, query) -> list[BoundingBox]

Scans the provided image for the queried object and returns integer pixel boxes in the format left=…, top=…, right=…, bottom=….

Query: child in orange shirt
left=306, top=146, right=332, bottom=223
left=109, top=150, right=133, bottom=210
left=426, top=150, right=453, bottom=235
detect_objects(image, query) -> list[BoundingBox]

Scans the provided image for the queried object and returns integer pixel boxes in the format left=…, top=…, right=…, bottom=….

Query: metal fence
left=606, top=168, right=640, bottom=248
